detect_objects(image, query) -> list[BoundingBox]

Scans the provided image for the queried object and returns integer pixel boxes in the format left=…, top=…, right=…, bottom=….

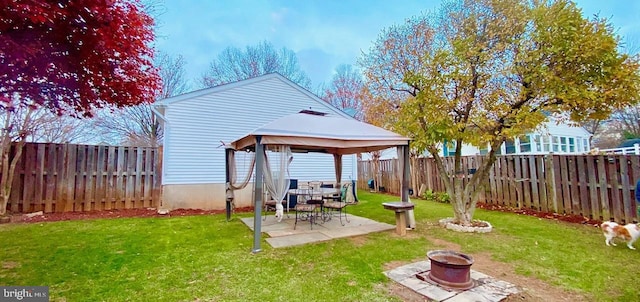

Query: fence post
left=544, top=154, right=558, bottom=213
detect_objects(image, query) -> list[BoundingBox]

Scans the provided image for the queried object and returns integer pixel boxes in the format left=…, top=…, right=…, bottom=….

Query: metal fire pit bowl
left=424, top=250, right=475, bottom=290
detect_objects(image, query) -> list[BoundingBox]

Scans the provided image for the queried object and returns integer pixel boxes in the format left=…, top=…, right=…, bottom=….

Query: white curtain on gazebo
left=225, top=150, right=256, bottom=206
left=262, top=145, right=293, bottom=222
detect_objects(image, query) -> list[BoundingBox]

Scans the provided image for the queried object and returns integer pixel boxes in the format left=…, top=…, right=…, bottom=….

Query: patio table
left=288, top=187, right=341, bottom=222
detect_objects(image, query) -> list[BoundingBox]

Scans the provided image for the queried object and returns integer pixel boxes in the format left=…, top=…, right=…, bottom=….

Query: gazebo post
left=225, top=147, right=233, bottom=222
left=252, top=136, right=264, bottom=253
left=401, top=144, right=410, bottom=202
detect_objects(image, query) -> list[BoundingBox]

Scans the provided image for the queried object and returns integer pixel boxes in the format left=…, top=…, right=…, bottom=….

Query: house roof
left=156, top=72, right=346, bottom=109
left=618, top=139, right=640, bottom=148
left=229, top=112, right=410, bottom=155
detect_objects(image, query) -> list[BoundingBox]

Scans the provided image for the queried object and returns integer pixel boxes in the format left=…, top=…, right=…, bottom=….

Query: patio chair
left=306, top=181, right=325, bottom=206
left=321, top=182, right=356, bottom=226
left=294, top=187, right=318, bottom=230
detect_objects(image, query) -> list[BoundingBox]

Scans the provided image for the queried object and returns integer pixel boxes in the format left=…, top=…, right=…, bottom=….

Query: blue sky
left=154, top=0, right=640, bottom=91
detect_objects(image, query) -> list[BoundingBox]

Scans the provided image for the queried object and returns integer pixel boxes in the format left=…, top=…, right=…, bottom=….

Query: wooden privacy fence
left=4, top=143, right=162, bottom=213
left=358, top=154, right=640, bottom=223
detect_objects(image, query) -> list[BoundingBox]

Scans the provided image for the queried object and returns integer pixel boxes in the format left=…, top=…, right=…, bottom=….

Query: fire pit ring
left=425, top=250, right=474, bottom=290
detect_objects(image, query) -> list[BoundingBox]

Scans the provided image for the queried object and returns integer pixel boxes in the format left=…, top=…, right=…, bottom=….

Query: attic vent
left=299, top=109, right=327, bottom=116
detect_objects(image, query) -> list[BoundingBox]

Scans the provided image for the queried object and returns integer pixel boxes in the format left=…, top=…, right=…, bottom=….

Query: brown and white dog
left=601, top=221, right=640, bottom=250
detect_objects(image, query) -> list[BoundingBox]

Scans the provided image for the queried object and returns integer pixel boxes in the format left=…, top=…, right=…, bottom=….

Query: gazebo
left=226, top=111, right=413, bottom=253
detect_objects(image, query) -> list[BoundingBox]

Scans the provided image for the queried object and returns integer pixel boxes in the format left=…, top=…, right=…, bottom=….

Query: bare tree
left=0, top=104, right=89, bottom=144
left=201, top=40, right=311, bottom=89
left=609, top=105, right=640, bottom=139
left=93, top=104, right=161, bottom=146
left=93, top=52, right=190, bottom=146
left=320, top=64, right=365, bottom=120
left=157, top=53, right=189, bottom=99
left=590, top=120, right=624, bottom=148
left=27, top=111, right=91, bottom=143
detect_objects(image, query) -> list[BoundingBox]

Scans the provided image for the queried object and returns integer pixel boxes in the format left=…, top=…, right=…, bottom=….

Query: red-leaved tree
left=0, top=0, right=161, bottom=215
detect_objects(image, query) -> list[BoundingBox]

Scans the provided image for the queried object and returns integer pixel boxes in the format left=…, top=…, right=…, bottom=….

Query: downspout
left=151, top=104, right=168, bottom=209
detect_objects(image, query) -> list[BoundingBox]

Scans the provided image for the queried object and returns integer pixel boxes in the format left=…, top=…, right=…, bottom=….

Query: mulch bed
left=7, top=207, right=254, bottom=224
left=476, top=202, right=603, bottom=226
left=4, top=202, right=603, bottom=226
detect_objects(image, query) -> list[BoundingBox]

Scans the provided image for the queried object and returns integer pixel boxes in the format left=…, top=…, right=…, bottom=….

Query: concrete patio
left=241, top=212, right=395, bottom=248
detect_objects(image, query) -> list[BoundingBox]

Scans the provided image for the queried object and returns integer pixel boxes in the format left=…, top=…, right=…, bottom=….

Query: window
left=577, top=138, right=582, bottom=152
left=532, top=135, right=542, bottom=152
left=443, top=140, right=456, bottom=156
left=519, top=136, right=531, bottom=153
left=552, top=136, right=560, bottom=152
left=479, top=144, right=489, bottom=155
left=560, top=137, right=567, bottom=152
left=583, top=138, right=589, bottom=151
left=541, top=135, right=550, bottom=152
left=568, top=137, right=575, bottom=153
left=505, top=139, right=516, bottom=154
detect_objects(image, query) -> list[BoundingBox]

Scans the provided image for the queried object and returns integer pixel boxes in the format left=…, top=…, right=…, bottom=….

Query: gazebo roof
left=229, top=112, right=410, bottom=154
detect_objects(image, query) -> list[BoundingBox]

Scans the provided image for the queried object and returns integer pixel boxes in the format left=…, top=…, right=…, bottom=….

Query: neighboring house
left=152, top=73, right=357, bottom=210
left=363, top=117, right=592, bottom=160
left=442, top=118, right=592, bottom=156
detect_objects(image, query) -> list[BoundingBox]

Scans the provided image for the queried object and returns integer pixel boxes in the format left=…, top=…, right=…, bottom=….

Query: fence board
left=34, top=144, right=45, bottom=212
left=499, top=157, right=508, bottom=205
left=358, top=153, right=640, bottom=223
left=559, top=156, right=571, bottom=214
left=21, top=144, right=36, bottom=212
left=75, top=145, right=86, bottom=211
left=115, top=146, right=125, bottom=209
left=576, top=156, right=590, bottom=217
left=106, top=146, right=115, bottom=210
left=608, top=156, right=623, bottom=221
left=620, top=156, right=633, bottom=223
left=586, top=156, right=600, bottom=220
left=44, top=144, right=56, bottom=212
left=135, top=147, right=143, bottom=208
left=595, top=156, right=610, bottom=220
left=567, top=156, right=580, bottom=215
left=535, top=156, right=546, bottom=211
left=528, top=155, right=539, bottom=210
left=513, top=156, right=522, bottom=208
left=125, top=147, right=135, bottom=209
left=95, top=145, right=105, bottom=207
left=65, top=145, right=77, bottom=212
left=2, top=143, right=161, bottom=214
left=520, top=156, right=532, bottom=209
left=85, top=146, right=95, bottom=211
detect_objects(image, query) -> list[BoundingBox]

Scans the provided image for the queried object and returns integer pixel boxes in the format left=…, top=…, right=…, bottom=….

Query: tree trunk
left=430, top=139, right=502, bottom=227
left=0, top=107, right=34, bottom=216
left=0, top=142, right=25, bottom=216
left=0, top=150, right=10, bottom=216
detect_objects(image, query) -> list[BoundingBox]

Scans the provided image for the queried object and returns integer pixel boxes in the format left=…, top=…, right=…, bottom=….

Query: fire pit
left=419, top=250, right=475, bottom=290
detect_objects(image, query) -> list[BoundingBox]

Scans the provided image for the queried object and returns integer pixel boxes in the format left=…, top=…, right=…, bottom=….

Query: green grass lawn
left=1, top=191, right=639, bottom=301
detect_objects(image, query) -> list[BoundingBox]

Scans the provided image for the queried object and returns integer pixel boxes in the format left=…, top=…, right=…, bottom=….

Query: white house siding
left=158, top=74, right=357, bottom=210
